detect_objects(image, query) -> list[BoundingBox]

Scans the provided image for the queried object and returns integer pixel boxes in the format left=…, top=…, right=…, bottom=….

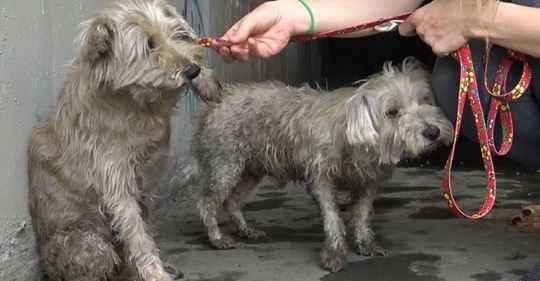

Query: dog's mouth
left=424, top=142, right=441, bottom=153
left=403, top=140, right=445, bottom=160
left=171, top=64, right=201, bottom=82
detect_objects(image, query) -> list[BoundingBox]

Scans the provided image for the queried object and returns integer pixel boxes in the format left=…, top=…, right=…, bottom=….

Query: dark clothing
left=513, top=0, right=540, bottom=6
left=432, top=40, right=540, bottom=168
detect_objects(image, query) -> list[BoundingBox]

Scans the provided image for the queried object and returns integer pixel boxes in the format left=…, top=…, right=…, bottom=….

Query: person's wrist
left=277, top=0, right=313, bottom=36
left=464, top=0, right=500, bottom=39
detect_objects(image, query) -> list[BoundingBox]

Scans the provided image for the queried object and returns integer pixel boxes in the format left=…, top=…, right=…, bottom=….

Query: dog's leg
left=349, top=186, right=386, bottom=256
left=224, top=175, right=266, bottom=240
left=309, top=178, right=348, bottom=273
left=99, top=165, right=172, bottom=281
left=40, top=224, right=119, bottom=281
left=198, top=160, right=244, bottom=250
left=29, top=157, right=120, bottom=281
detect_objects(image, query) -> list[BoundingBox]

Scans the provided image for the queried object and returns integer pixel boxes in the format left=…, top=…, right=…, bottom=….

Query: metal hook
left=373, top=20, right=404, bottom=33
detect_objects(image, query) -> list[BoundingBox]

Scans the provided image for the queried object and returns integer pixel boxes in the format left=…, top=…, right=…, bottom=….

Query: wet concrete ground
left=156, top=166, right=540, bottom=281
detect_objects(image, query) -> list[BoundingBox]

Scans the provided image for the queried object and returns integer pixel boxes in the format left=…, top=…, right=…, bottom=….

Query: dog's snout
left=182, top=64, right=201, bottom=80
left=422, top=125, right=440, bottom=141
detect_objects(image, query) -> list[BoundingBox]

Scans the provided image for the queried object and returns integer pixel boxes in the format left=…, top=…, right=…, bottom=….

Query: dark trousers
left=432, top=40, right=540, bottom=169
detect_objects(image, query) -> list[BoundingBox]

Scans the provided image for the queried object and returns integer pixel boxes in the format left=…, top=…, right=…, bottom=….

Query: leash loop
left=442, top=45, right=531, bottom=219
left=483, top=47, right=531, bottom=156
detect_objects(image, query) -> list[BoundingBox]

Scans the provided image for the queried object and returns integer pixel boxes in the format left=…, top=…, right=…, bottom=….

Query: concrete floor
left=156, top=166, right=540, bottom=281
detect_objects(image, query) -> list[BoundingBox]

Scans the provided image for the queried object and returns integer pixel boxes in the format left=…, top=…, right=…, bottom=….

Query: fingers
left=399, top=10, right=458, bottom=57
left=248, top=38, right=277, bottom=59
left=231, top=44, right=250, bottom=61
left=225, top=20, right=253, bottom=44
left=398, top=22, right=417, bottom=37
left=399, top=9, right=423, bottom=37
left=522, top=205, right=540, bottom=217
left=217, top=47, right=235, bottom=64
left=215, top=44, right=249, bottom=63
left=512, top=205, right=540, bottom=232
left=223, top=3, right=273, bottom=44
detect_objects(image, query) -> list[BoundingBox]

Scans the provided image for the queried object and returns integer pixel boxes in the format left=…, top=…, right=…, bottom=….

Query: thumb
left=398, top=22, right=417, bottom=37
left=225, top=17, right=257, bottom=44
left=399, top=8, right=424, bottom=37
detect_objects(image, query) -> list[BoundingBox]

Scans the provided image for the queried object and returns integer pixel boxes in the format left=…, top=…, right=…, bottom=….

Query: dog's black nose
left=423, top=125, right=440, bottom=141
left=182, top=64, right=201, bottom=80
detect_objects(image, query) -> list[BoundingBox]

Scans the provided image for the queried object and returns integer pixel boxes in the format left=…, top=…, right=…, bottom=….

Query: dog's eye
left=147, top=38, right=157, bottom=50
left=386, top=108, right=399, bottom=118
left=172, top=33, right=192, bottom=42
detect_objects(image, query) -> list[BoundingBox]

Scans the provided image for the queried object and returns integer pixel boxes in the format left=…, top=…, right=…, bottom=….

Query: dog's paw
left=141, top=261, right=174, bottom=281
left=210, top=234, right=236, bottom=250
left=238, top=227, right=266, bottom=240
left=353, top=240, right=387, bottom=257
left=320, top=247, right=347, bottom=273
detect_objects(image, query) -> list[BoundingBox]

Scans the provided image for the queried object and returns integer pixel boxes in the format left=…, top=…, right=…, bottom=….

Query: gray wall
left=0, top=1, right=321, bottom=280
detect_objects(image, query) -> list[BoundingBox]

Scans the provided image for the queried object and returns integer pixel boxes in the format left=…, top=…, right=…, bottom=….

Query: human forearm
left=217, top=0, right=424, bottom=60
left=278, top=0, right=424, bottom=37
left=470, top=2, right=540, bottom=58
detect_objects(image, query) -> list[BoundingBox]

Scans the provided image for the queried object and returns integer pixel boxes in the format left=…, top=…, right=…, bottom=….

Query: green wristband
left=298, top=0, right=315, bottom=34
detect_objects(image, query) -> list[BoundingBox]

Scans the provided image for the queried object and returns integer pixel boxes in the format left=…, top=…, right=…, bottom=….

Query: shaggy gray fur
left=193, top=58, right=453, bottom=272
left=27, top=1, right=220, bottom=280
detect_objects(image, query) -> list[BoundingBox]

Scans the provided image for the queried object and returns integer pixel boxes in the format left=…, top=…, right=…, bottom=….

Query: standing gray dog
left=27, top=1, right=220, bottom=280
left=194, top=58, right=453, bottom=272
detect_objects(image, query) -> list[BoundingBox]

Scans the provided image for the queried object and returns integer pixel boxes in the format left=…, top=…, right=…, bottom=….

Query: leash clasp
left=373, top=19, right=404, bottom=32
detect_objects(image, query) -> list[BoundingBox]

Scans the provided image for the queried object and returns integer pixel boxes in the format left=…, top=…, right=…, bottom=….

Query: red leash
left=199, top=13, right=532, bottom=219
left=443, top=46, right=531, bottom=219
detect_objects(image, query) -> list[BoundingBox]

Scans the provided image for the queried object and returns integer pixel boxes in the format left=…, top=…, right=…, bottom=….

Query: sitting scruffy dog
left=194, top=58, right=453, bottom=272
left=27, top=1, right=221, bottom=280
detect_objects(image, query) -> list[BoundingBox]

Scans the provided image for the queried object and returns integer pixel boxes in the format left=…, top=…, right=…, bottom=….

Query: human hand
left=216, top=1, right=310, bottom=62
left=398, top=0, right=496, bottom=56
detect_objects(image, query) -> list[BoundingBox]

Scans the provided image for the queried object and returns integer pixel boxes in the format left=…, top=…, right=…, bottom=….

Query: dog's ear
left=79, top=16, right=115, bottom=64
left=163, top=4, right=178, bottom=18
left=345, top=90, right=379, bottom=145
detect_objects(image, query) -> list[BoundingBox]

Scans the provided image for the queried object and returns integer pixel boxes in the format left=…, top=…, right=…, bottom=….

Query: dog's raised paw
left=141, top=261, right=174, bottom=281
left=320, top=247, right=347, bottom=273
left=354, top=241, right=387, bottom=257
left=210, top=235, right=236, bottom=250
left=238, top=227, right=266, bottom=240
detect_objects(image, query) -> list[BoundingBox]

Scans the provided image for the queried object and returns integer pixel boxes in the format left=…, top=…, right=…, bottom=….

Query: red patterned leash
left=443, top=46, right=531, bottom=219
left=199, top=14, right=532, bottom=219
left=291, top=12, right=412, bottom=42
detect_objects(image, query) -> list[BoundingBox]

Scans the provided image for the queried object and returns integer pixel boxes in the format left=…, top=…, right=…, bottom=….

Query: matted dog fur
left=27, top=1, right=220, bottom=280
left=193, top=58, right=453, bottom=272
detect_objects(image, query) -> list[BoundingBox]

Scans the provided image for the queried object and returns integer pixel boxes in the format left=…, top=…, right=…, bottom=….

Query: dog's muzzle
left=182, top=64, right=201, bottom=81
